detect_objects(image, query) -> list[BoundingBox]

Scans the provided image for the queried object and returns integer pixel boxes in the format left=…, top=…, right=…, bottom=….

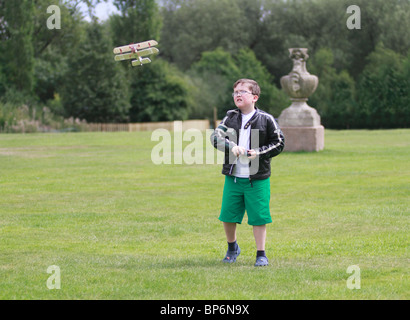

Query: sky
left=81, top=1, right=120, bottom=21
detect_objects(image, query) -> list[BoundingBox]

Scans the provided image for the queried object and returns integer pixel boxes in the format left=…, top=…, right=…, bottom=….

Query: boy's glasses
left=232, top=90, right=253, bottom=97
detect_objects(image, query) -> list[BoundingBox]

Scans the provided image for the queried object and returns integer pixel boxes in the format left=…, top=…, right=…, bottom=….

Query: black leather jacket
left=211, top=107, right=285, bottom=181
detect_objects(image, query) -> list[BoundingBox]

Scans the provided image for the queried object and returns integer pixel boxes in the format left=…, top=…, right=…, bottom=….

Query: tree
left=234, top=48, right=288, bottom=118
left=61, top=21, right=130, bottom=122
left=109, top=0, right=191, bottom=122
left=308, top=48, right=356, bottom=129
left=378, top=0, right=410, bottom=56
left=356, top=44, right=410, bottom=128
left=32, top=0, right=85, bottom=104
left=32, top=0, right=84, bottom=58
left=129, top=58, right=190, bottom=122
left=110, top=0, right=188, bottom=122
left=188, top=47, right=287, bottom=119
left=0, top=0, right=35, bottom=93
left=0, top=64, right=6, bottom=97
left=189, top=48, right=240, bottom=118
left=110, top=0, right=162, bottom=47
left=160, top=0, right=255, bottom=70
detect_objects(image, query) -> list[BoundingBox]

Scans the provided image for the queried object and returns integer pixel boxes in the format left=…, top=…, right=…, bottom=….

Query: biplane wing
left=114, top=47, right=159, bottom=62
left=113, top=40, right=158, bottom=55
left=131, top=58, right=153, bottom=66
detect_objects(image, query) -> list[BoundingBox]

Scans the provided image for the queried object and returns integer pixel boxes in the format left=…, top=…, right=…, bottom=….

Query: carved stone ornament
left=279, top=48, right=321, bottom=127
left=278, top=48, right=324, bottom=152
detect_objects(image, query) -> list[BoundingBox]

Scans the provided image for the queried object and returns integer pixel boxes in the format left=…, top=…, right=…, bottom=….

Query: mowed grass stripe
left=0, top=130, right=408, bottom=299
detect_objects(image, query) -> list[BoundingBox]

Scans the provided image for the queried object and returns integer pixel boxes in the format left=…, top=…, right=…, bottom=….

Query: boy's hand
left=247, top=149, right=257, bottom=160
left=232, top=146, right=247, bottom=157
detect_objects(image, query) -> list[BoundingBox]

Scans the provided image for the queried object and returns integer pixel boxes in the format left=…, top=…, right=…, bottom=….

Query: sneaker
left=222, top=245, right=241, bottom=263
left=254, top=255, right=269, bottom=267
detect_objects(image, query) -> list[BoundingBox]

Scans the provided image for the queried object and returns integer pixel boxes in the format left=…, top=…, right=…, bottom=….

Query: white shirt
left=234, top=110, right=256, bottom=178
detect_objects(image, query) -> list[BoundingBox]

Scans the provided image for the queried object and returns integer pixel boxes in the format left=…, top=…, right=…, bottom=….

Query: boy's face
left=233, top=83, right=259, bottom=111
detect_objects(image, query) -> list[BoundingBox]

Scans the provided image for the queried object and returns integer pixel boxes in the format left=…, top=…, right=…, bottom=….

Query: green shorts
left=219, top=176, right=272, bottom=226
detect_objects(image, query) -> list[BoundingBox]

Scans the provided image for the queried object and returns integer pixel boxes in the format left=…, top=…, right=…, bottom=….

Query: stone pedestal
left=281, top=126, right=324, bottom=152
left=278, top=48, right=324, bottom=152
left=278, top=100, right=321, bottom=127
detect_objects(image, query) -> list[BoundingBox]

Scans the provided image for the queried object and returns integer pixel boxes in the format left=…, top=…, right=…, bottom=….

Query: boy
left=211, top=79, right=285, bottom=267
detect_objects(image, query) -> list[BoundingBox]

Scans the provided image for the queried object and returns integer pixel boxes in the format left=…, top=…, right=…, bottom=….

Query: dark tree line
left=0, top=0, right=409, bottom=131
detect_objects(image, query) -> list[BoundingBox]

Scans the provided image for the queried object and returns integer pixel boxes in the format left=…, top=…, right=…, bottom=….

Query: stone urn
left=278, top=48, right=324, bottom=151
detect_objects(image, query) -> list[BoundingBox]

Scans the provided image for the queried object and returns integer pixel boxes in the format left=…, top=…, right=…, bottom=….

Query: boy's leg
left=219, top=176, right=246, bottom=263
left=222, top=222, right=241, bottom=263
left=253, top=225, right=269, bottom=266
left=244, top=178, right=271, bottom=267
left=253, top=225, right=266, bottom=250
left=223, top=222, right=237, bottom=243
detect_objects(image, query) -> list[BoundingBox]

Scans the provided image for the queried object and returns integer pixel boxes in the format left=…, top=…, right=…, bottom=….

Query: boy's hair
left=233, top=79, right=261, bottom=97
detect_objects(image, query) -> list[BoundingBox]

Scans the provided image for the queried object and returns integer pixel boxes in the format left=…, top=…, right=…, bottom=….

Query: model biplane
left=113, top=40, right=159, bottom=67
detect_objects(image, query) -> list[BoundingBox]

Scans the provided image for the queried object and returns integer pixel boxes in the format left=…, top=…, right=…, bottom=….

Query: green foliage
left=234, top=48, right=289, bottom=118
left=129, top=58, right=190, bottom=122
left=189, top=48, right=240, bottom=118
left=160, top=0, right=259, bottom=70
left=110, top=0, right=162, bottom=47
left=309, top=45, right=409, bottom=129
left=60, top=21, right=130, bottom=122
left=34, top=47, right=69, bottom=104
left=189, top=47, right=288, bottom=119
left=378, top=0, right=410, bottom=56
left=309, top=48, right=356, bottom=129
left=0, top=65, right=6, bottom=97
left=32, top=0, right=84, bottom=57
left=0, top=101, right=14, bottom=132
left=356, top=44, right=410, bottom=128
left=1, top=0, right=35, bottom=93
left=0, top=90, right=37, bottom=133
left=110, top=0, right=189, bottom=122
left=0, top=0, right=409, bottom=128
left=32, top=0, right=85, bottom=104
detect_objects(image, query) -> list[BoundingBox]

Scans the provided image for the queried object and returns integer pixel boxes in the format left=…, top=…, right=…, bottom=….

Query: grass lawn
left=0, top=129, right=408, bottom=300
